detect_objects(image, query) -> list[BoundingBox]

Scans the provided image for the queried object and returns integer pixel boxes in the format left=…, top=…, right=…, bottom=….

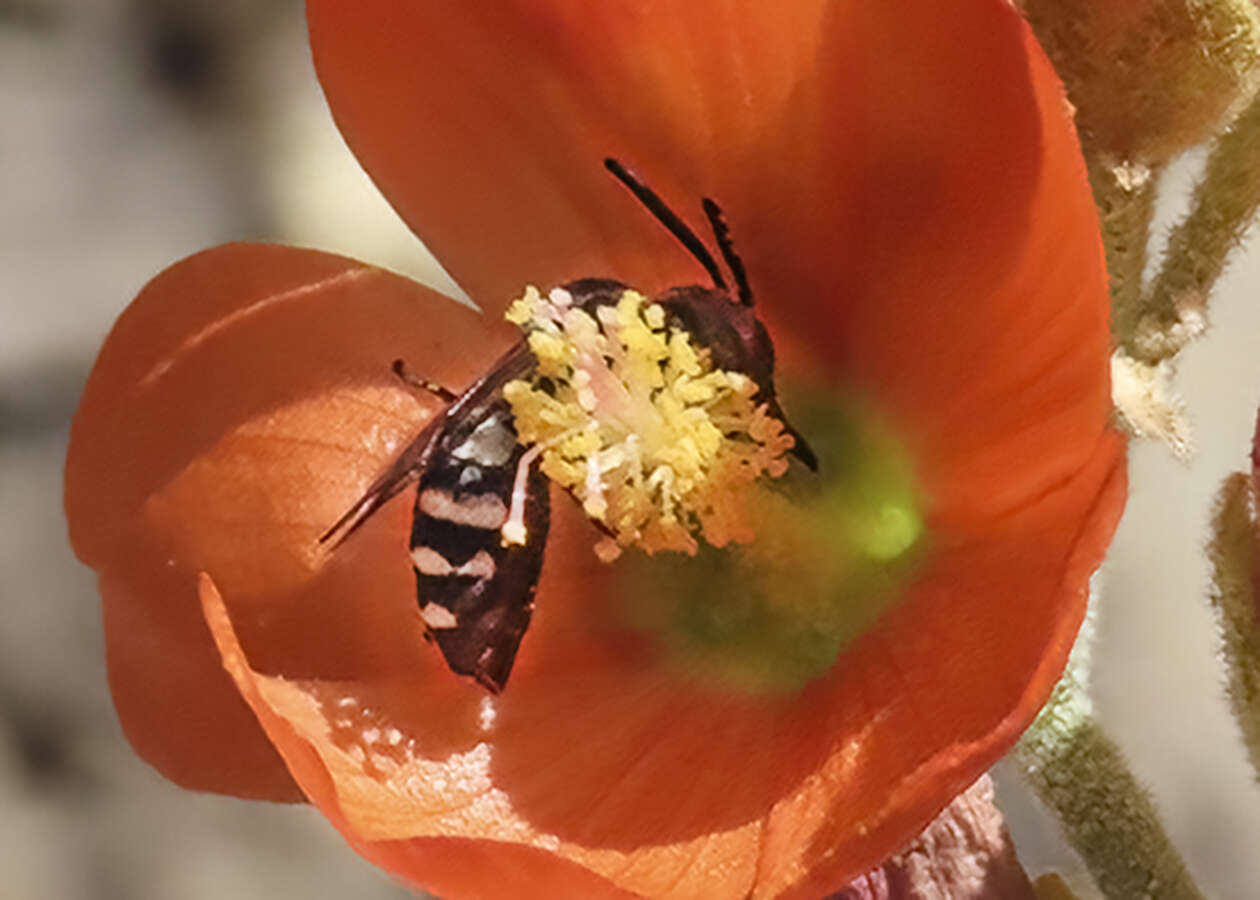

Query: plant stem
left=1133, top=88, right=1260, bottom=364
left=1089, top=156, right=1161, bottom=347
left=1014, top=670, right=1205, bottom=899
left=1208, top=472, right=1260, bottom=782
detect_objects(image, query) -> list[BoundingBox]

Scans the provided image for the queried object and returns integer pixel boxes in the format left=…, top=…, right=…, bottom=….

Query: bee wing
left=318, top=420, right=443, bottom=550
left=319, top=343, right=534, bottom=551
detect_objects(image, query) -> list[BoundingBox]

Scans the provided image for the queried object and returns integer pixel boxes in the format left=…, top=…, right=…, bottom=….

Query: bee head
left=657, top=285, right=776, bottom=400
left=598, top=158, right=818, bottom=472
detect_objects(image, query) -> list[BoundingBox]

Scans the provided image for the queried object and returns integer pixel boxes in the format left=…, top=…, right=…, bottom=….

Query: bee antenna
left=701, top=198, right=753, bottom=307
left=603, top=157, right=727, bottom=292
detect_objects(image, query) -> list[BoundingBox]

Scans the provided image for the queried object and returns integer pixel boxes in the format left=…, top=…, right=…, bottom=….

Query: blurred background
left=3, top=2, right=1260, bottom=897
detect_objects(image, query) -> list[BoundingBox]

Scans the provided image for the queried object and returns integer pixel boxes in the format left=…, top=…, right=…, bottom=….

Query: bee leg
left=583, top=518, right=624, bottom=563
left=392, top=358, right=458, bottom=403
left=786, top=425, right=819, bottom=472
left=764, top=397, right=819, bottom=473
left=501, top=444, right=547, bottom=546
left=584, top=516, right=617, bottom=541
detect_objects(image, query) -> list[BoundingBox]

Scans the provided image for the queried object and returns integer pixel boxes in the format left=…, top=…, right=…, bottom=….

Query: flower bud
left=1023, top=0, right=1260, bottom=162
left=830, top=776, right=1037, bottom=899
left=1208, top=434, right=1260, bottom=780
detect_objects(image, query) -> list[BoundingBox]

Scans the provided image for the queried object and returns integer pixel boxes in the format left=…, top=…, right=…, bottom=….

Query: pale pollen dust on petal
left=319, top=691, right=421, bottom=780
left=479, top=695, right=497, bottom=733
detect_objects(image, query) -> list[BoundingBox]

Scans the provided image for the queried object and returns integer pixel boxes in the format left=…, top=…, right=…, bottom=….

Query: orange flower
left=65, top=1, right=1126, bottom=897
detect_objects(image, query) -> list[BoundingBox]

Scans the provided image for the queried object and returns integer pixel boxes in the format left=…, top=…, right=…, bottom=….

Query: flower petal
left=66, top=243, right=514, bottom=796
left=198, top=573, right=757, bottom=899
left=758, top=437, right=1126, bottom=899
left=306, top=0, right=833, bottom=311
left=100, top=568, right=303, bottom=801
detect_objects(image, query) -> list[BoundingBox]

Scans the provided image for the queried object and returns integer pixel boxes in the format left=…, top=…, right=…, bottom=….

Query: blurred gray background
left=3, top=2, right=1260, bottom=898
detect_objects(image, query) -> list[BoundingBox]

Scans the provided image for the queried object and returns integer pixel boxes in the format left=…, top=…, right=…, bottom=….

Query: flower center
left=503, top=285, right=795, bottom=559
left=617, top=394, right=926, bottom=693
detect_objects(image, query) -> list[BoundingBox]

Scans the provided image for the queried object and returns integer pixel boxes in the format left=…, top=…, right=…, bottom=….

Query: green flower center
left=616, top=394, right=926, bottom=693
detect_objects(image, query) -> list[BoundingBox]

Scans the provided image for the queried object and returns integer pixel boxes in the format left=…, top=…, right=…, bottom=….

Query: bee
left=321, top=158, right=816, bottom=692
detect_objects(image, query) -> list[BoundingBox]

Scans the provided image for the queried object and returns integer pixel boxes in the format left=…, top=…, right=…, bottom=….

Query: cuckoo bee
left=321, top=158, right=816, bottom=692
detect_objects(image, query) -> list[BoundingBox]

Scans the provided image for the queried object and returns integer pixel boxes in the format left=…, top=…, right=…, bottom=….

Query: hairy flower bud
left=1023, top=0, right=1260, bottom=162
left=1209, top=430, right=1260, bottom=781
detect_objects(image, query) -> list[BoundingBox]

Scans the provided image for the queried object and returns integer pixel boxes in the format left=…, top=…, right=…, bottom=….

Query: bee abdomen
left=410, top=445, right=550, bottom=692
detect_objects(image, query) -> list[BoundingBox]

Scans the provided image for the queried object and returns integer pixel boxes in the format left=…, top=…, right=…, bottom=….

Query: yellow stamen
left=501, top=425, right=579, bottom=546
left=504, top=286, right=795, bottom=557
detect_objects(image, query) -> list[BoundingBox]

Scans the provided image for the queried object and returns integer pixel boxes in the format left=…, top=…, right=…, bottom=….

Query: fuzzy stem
left=1132, top=90, right=1260, bottom=363
left=1014, top=670, right=1204, bottom=899
left=1208, top=472, right=1260, bottom=780
left=1089, top=157, right=1161, bottom=346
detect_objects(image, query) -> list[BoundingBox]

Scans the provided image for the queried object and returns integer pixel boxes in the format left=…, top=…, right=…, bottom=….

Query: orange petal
left=759, top=437, right=1126, bottom=899
left=199, top=573, right=749, bottom=899
left=66, top=243, right=514, bottom=797
left=306, top=0, right=834, bottom=311
left=798, top=19, right=1115, bottom=538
